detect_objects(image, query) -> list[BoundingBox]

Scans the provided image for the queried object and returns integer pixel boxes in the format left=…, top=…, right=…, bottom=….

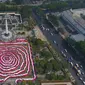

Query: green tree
left=28, top=81, right=35, bottom=85
left=48, top=14, right=59, bottom=26
left=75, top=41, right=85, bottom=54
left=12, top=0, right=21, bottom=4
left=40, top=50, right=52, bottom=59
left=20, top=6, right=32, bottom=18
left=45, top=73, right=57, bottom=80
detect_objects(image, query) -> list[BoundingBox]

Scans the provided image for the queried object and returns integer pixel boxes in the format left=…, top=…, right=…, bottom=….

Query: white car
left=70, top=62, right=73, bottom=66
left=80, top=65, right=83, bottom=68
left=77, top=73, right=79, bottom=76
left=83, top=81, right=85, bottom=85
left=76, top=63, right=79, bottom=67
left=47, top=29, right=49, bottom=31
left=82, top=72, right=84, bottom=75
left=54, top=41, right=56, bottom=44
left=63, top=54, right=66, bottom=57
left=79, top=77, right=83, bottom=81
left=46, top=29, right=48, bottom=31
left=51, top=33, right=53, bottom=36
left=61, top=51, right=64, bottom=54
left=41, top=25, right=45, bottom=30
left=43, top=27, right=45, bottom=30
left=65, top=49, right=67, bottom=52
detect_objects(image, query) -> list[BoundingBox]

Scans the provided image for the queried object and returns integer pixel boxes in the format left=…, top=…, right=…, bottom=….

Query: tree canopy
left=48, top=14, right=59, bottom=26
left=12, top=0, right=21, bottom=4
left=75, top=41, right=85, bottom=55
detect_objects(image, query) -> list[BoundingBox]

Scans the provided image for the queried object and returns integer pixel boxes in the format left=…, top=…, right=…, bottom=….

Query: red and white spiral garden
left=0, top=39, right=36, bottom=83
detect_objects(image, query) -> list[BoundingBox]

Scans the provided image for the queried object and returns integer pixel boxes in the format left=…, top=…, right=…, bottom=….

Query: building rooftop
left=70, top=34, right=85, bottom=42
left=0, top=0, right=12, bottom=2
left=41, top=81, right=72, bottom=85
left=61, top=9, right=85, bottom=35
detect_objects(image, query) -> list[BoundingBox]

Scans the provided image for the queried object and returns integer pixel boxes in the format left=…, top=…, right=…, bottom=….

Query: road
left=40, top=23, right=84, bottom=85
left=32, top=9, right=85, bottom=85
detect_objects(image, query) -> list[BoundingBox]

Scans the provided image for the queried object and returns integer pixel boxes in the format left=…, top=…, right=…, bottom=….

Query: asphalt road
left=40, top=23, right=84, bottom=85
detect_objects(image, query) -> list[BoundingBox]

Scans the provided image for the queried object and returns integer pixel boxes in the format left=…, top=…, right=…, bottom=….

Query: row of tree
left=48, top=14, right=59, bottom=26
left=12, top=0, right=22, bottom=4
left=75, top=41, right=85, bottom=55
left=0, top=3, right=33, bottom=19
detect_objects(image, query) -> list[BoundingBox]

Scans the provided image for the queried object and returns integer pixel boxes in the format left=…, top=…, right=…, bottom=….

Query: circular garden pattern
left=0, top=39, right=36, bottom=83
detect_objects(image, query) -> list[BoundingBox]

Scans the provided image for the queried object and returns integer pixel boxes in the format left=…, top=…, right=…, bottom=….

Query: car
left=76, top=63, right=79, bottom=67
left=68, top=57, right=73, bottom=62
left=70, top=62, right=73, bottom=66
left=61, top=51, right=64, bottom=54
left=63, top=54, right=66, bottom=57
left=65, top=49, right=67, bottom=52
left=41, top=25, right=45, bottom=30
left=80, top=65, right=83, bottom=68
left=79, top=77, right=83, bottom=81
left=77, top=73, right=79, bottom=76
left=47, top=29, right=49, bottom=31
left=82, top=72, right=84, bottom=75
left=54, top=41, right=56, bottom=44
left=51, top=33, right=53, bottom=36
left=43, top=27, right=45, bottom=30
left=83, top=81, right=85, bottom=85
left=67, top=58, right=71, bottom=62
left=46, top=29, right=48, bottom=31
left=70, top=57, right=73, bottom=60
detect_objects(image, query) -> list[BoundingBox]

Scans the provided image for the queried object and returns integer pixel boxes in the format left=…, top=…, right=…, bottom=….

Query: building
left=61, top=9, right=85, bottom=35
left=0, top=0, right=12, bottom=2
left=41, top=81, right=72, bottom=85
left=69, top=34, right=85, bottom=42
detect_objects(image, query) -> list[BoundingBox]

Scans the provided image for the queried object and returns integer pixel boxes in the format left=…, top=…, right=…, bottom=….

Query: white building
left=70, top=34, right=85, bottom=42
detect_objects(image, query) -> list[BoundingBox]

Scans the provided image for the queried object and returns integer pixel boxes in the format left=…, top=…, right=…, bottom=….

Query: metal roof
left=70, top=34, right=85, bottom=42
left=61, top=10, right=85, bottom=35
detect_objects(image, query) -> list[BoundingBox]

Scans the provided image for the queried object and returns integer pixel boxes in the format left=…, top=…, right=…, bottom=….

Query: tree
left=28, top=81, right=35, bottom=85
left=45, top=62, right=53, bottom=72
left=41, top=2, right=69, bottom=11
left=50, top=60, right=61, bottom=72
left=12, top=0, right=21, bottom=4
left=40, top=50, right=52, bottom=59
left=35, top=59, right=47, bottom=74
left=48, top=14, right=59, bottom=26
left=20, top=6, right=32, bottom=18
left=5, top=0, right=10, bottom=4
left=45, top=73, right=57, bottom=80
left=33, top=38, right=45, bottom=47
left=75, top=41, right=85, bottom=54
